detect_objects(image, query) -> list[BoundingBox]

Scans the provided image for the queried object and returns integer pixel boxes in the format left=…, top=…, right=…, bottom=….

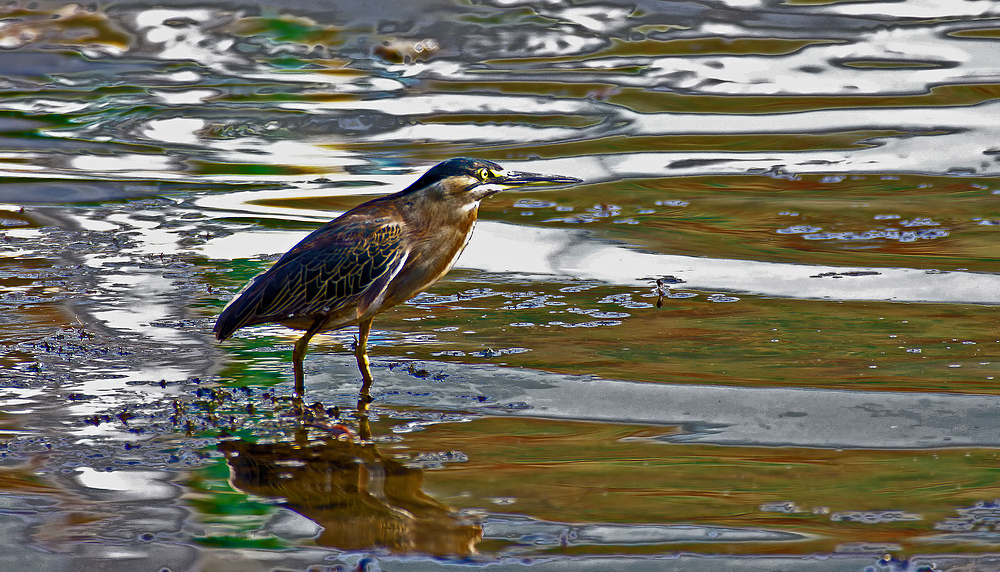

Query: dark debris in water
left=810, top=270, right=883, bottom=278
left=73, top=380, right=364, bottom=448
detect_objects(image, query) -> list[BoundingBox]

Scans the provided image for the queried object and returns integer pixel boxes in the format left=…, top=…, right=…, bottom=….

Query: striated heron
left=214, top=157, right=581, bottom=409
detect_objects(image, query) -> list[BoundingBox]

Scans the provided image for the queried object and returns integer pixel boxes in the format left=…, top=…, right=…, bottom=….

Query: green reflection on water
left=186, top=160, right=328, bottom=177
left=227, top=15, right=343, bottom=47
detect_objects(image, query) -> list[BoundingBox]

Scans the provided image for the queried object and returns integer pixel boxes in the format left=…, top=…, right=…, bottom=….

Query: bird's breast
left=378, top=204, right=479, bottom=308
left=411, top=206, right=478, bottom=276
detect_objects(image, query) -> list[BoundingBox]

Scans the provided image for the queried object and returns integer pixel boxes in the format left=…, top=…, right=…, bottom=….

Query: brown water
left=2, top=1, right=1000, bottom=570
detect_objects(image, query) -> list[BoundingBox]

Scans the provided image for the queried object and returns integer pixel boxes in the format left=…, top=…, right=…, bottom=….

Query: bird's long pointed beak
left=497, top=170, right=582, bottom=188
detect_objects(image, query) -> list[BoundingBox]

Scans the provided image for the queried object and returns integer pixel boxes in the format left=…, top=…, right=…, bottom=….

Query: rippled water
left=3, top=0, right=1000, bottom=570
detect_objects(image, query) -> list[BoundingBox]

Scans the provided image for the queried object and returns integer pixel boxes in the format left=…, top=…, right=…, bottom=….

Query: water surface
left=2, top=0, right=1000, bottom=570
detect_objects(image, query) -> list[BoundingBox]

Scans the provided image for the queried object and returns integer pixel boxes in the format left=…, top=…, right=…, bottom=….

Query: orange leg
left=355, top=318, right=375, bottom=412
left=292, top=318, right=326, bottom=402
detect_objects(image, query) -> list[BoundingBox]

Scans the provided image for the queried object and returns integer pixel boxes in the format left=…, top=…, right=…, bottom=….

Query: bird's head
left=401, top=157, right=581, bottom=205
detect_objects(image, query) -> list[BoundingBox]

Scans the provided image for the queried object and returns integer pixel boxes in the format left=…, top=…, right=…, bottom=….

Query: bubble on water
left=598, top=293, right=653, bottom=309
left=906, top=348, right=922, bottom=353
left=899, top=217, right=939, bottom=227
left=667, top=292, right=698, bottom=299
left=778, top=211, right=798, bottom=216
left=776, top=225, right=822, bottom=234
left=513, top=199, right=557, bottom=209
left=934, top=501, right=1000, bottom=532
left=588, top=204, right=621, bottom=217
left=559, top=284, right=597, bottom=293
left=501, top=294, right=565, bottom=310
left=707, top=294, right=739, bottom=303
left=873, top=214, right=900, bottom=220
left=410, top=288, right=502, bottom=305
left=470, top=347, right=529, bottom=357
left=654, top=199, right=689, bottom=207
left=836, top=542, right=902, bottom=553
left=760, top=501, right=800, bottom=513
left=549, top=320, right=622, bottom=328
left=803, top=228, right=949, bottom=242
left=821, top=175, right=845, bottom=183
left=543, top=214, right=599, bottom=223
left=831, top=510, right=921, bottom=524
left=569, top=307, right=630, bottom=319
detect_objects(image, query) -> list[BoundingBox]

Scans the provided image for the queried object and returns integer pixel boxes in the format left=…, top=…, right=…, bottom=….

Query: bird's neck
left=398, top=196, right=480, bottom=233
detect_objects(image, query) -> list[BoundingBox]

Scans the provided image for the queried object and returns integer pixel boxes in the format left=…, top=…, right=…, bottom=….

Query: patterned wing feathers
left=214, top=222, right=405, bottom=340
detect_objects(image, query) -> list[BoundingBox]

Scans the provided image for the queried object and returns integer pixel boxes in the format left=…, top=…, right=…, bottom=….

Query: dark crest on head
left=401, top=157, right=501, bottom=194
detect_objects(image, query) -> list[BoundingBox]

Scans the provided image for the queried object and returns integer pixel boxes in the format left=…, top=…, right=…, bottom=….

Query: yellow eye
left=477, top=168, right=490, bottom=180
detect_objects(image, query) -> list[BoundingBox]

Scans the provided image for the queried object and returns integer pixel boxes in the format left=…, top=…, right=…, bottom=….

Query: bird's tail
left=213, top=274, right=266, bottom=341
left=213, top=303, right=240, bottom=341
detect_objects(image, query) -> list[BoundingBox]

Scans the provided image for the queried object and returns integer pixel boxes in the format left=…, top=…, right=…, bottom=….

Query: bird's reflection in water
left=218, top=418, right=481, bottom=557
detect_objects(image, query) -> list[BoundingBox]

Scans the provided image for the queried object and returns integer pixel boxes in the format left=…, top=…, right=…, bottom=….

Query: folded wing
left=214, top=219, right=406, bottom=341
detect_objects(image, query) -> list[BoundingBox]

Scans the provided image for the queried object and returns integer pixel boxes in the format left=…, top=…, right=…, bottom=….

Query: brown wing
left=214, top=218, right=405, bottom=340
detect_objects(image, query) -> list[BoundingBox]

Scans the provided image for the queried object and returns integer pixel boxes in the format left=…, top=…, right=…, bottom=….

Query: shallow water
left=2, top=0, right=1000, bottom=570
